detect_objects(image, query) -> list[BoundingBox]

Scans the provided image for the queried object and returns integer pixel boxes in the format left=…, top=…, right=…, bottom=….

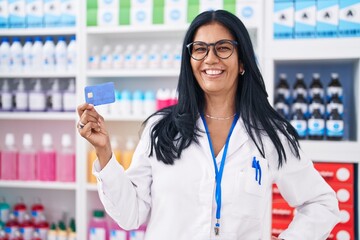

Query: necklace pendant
left=214, top=226, right=220, bottom=236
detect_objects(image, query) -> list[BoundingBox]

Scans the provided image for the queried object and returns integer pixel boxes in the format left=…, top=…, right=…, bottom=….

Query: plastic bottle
left=172, top=44, right=182, bottom=69
left=128, top=225, right=146, bottom=240
left=292, top=73, right=307, bottom=100
left=46, top=223, right=57, bottom=240
left=0, top=37, right=11, bottom=72
left=88, top=210, right=109, bottom=240
left=327, top=73, right=343, bottom=102
left=57, top=221, right=67, bottom=240
left=46, top=78, right=63, bottom=112
left=147, top=44, right=161, bottom=69
left=10, top=37, right=23, bottom=72
left=19, top=214, right=34, bottom=240
left=135, top=44, right=148, bottom=69
left=87, top=148, right=97, bottom=184
left=13, top=79, right=28, bottom=112
left=34, top=214, right=49, bottom=240
left=18, top=133, right=37, bottom=181
left=275, top=73, right=290, bottom=102
left=112, top=44, right=124, bottom=69
left=121, top=137, right=135, bottom=170
left=31, top=37, right=43, bottom=71
left=88, top=46, right=100, bottom=69
left=309, top=73, right=324, bottom=100
left=308, top=93, right=325, bottom=117
left=123, top=44, right=136, bottom=69
left=5, top=213, right=19, bottom=240
left=308, top=108, right=325, bottom=140
left=132, top=90, right=144, bottom=116
left=109, top=220, right=127, bottom=240
left=326, top=93, right=343, bottom=117
left=13, top=197, right=27, bottom=224
left=160, top=43, right=172, bottom=69
left=56, top=134, right=75, bottom=182
left=274, top=94, right=289, bottom=120
left=326, top=109, right=344, bottom=141
left=12, top=230, right=24, bottom=240
left=170, top=88, right=178, bottom=106
left=111, top=137, right=122, bottom=166
left=156, top=88, right=171, bottom=110
left=0, top=198, right=10, bottom=224
left=291, top=94, right=308, bottom=119
left=67, top=218, right=76, bottom=240
left=42, top=36, right=55, bottom=71
left=67, top=35, right=76, bottom=72
left=0, top=79, right=13, bottom=111
left=0, top=133, right=18, bottom=180
left=143, top=90, right=156, bottom=116
left=100, top=45, right=112, bottom=69
left=28, top=79, right=46, bottom=112
left=0, top=229, right=9, bottom=240
left=22, top=37, right=33, bottom=71
left=30, top=198, right=44, bottom=225
left=36, top=133, right=56, bottom=181
left=55, top=36, right=67, bottom=71
left=30, top=231, right=41, bottom=240
left=119, top=90, right=132, bottom=116
left=62, top=79, right=76, bottom=112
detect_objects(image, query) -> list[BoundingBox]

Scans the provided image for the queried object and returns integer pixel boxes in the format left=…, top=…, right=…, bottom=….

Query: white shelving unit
left=1, top=0, right=358, bottom=239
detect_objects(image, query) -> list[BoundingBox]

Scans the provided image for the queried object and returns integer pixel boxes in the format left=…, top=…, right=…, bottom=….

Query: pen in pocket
left=252, top=156, right=262, bottom=185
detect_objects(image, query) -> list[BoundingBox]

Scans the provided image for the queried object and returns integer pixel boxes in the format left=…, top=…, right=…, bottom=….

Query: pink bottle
left=109, top=219, right=127, bottom=240
left=13, top=197, right=27, bottom=224
left=56, top=134, right=75, bottom=182
left=19, top=213, right=34, bottom=240
left=36, top=133, right=56, bottom=181
left=0, top=133, right=18, bottom=180
left=30, top=198, right=44, bottom=225
left=88, top=209, right=109, bottom=240
left=18, top=134, right=37, bottom=181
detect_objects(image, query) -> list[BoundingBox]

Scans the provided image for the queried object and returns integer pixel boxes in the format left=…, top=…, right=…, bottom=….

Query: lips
left=203, top=69, right=224, bottom=75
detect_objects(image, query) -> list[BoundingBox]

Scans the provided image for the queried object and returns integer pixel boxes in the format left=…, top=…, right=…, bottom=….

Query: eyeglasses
left=186, top=39, right=238, bottom=61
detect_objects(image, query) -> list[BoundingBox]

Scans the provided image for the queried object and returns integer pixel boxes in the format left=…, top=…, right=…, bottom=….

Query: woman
left=77, top=10, right=340, bottom=240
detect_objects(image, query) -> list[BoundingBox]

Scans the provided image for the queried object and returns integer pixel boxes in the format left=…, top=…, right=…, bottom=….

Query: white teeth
left=205, top=69, right=223, bottom=75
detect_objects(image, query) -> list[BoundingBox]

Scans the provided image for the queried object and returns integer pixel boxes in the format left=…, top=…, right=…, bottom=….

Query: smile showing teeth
left=204, top=69, right=223, bottom=75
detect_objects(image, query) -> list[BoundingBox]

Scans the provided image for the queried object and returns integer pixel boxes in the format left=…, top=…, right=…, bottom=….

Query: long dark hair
left=144, top=9, right=300, bottom=168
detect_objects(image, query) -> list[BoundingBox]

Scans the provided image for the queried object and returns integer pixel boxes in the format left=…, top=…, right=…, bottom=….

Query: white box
left=131, top=0, right=153, bottom=8
left=131, top=7, right=152, bottom=25
left=199, top=0, right=223, bottom=13
left=98, top=8, right=118, bottom=26
left=26, top=0, right=43, bottom=27
left=9, top=0, right=26, bottom=28
left=0, top=0, right=9, bottom=28
left=60, top=0, right=76, bottom=26
left=98, top=0, right=119, bottom=9
left=44, top=0, right=61, bottom=27
left=236, top=0, right=261, bottom=29
left=164, top=4, right=187, bottom=25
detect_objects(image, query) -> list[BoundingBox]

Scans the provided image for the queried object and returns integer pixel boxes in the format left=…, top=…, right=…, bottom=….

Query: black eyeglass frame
left=186, top=39, right=238, bottom=61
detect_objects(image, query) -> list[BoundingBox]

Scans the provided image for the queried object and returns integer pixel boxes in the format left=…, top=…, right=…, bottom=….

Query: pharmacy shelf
left=86, top=69, right=179, bottom=78
left=266, top=38, right=360, bottom=61
left=86, top=184, right=97, bottom=191
left=0, top=27, right=77, bottom=36
left=0, top=72, right=76, bottom=78
left=0, top=180, right=76, bottom=190
left=0, top=112, right=75, bottom=120
left=102, top=114, right=147, bottom=122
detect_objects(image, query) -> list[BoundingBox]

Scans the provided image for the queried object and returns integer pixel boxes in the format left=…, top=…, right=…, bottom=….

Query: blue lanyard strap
left=200, top=113, right=239, bottom=236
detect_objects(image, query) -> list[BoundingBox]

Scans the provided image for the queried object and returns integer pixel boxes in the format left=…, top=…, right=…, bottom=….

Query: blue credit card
left=84, top=82, right=115, bottom=106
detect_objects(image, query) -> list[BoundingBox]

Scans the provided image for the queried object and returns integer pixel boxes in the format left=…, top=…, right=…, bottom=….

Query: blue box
left=339, top=0, right=360, bottom=37
left=274, top=0, right=294, bottom=39
left=295, top=0, right=316, bottom=38
left=316, top=0, right=339, bottom=38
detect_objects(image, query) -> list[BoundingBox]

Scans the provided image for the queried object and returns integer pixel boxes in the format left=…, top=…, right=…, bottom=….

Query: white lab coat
left=93, top=116, right=340, bottom=240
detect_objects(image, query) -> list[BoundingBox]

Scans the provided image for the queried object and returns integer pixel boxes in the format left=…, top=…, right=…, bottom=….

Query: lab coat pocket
left=244, top=156, right=269, bottom=197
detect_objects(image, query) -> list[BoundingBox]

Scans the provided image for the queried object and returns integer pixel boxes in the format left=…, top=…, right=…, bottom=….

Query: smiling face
left=190, top=22, right=243, bottom=99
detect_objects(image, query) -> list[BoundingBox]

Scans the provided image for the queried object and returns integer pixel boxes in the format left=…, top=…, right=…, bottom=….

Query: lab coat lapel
left=226, top=117, right=250, bottom=159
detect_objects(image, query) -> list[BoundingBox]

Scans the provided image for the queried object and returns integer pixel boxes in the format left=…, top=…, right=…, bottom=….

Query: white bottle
left=119, top=90, right=132, bottom=116
left=132, top=90, right=144, bottom=116
left=0, top=79, right=12, bottom=111
left=23, top=37, right=33, bottom=71
left=55, top=36, right=67, bottom=71
left=67, top=35, right=76, bottom=71
left=13, top=78, right=28, bottom=112
left=88, top=46, right=99, bottom=69
left=100, top=45, right=112, bottom=69
left=160, top=43, right=172, bottom=69
left=63, top=78, right=76, bottom=112
left=123, top=44, right=136, bottom=69
left=143, top=90, right=156, bottom=116
left=43, top=36, right=55, bottom=71
left=135, top=44, right=148, bottom=69
left=148, top=43, right=161, bottom=69
left=28, top=78, right=46, bottom=112
left=46, top=78, right=62, bottom=111
left=31, top=36, right=43, bottom=71
left=172, top=43, right=182, bottom=69
left=112, top=44, right=124, bottom=69
left=10, top=37, right=23, bottom=72
left=0, top=37, right=11, bottom=72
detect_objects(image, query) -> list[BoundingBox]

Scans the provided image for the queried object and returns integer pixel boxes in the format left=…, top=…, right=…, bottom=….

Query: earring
left=240, top=69, right=245, bottom=76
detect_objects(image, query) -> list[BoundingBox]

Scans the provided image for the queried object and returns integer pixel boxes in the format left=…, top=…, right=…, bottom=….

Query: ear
left=239, top=62, right=244, bottom=75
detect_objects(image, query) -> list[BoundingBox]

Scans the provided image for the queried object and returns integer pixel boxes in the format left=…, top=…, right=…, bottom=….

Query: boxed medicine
left=294, top=0, right=316, bottom=38
left=273, top=0, right=294, bottom=39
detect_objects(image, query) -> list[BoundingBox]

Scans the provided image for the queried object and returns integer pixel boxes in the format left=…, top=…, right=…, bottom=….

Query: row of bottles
left=88, top=43, right=181, bottom=70
left=0, top=132, right=75, bottom=182
left=0, top=36, right=76, bottom=72
left=88, top=136, right=136, bottom=184
left=88, top=209, right=145, bottom=240
left=0, top=197, right=76, bottom=240
left=274, top=72, right=344, bottom=140
left=0, top=78, right=76, bottom=112
left=0, top=0, right=76, bottom=29
left=96, top=88, right=177, bottom=117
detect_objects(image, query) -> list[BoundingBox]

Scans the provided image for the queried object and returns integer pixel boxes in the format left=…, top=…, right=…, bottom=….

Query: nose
left=204, top=45, right=219, bottom=63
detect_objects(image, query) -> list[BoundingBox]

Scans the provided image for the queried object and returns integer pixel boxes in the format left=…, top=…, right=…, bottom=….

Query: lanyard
left=200, top=113, right=239, bottom=236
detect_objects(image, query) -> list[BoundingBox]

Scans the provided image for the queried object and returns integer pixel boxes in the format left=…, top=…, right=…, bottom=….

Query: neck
left=204, top=94, right=236, bottom=120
